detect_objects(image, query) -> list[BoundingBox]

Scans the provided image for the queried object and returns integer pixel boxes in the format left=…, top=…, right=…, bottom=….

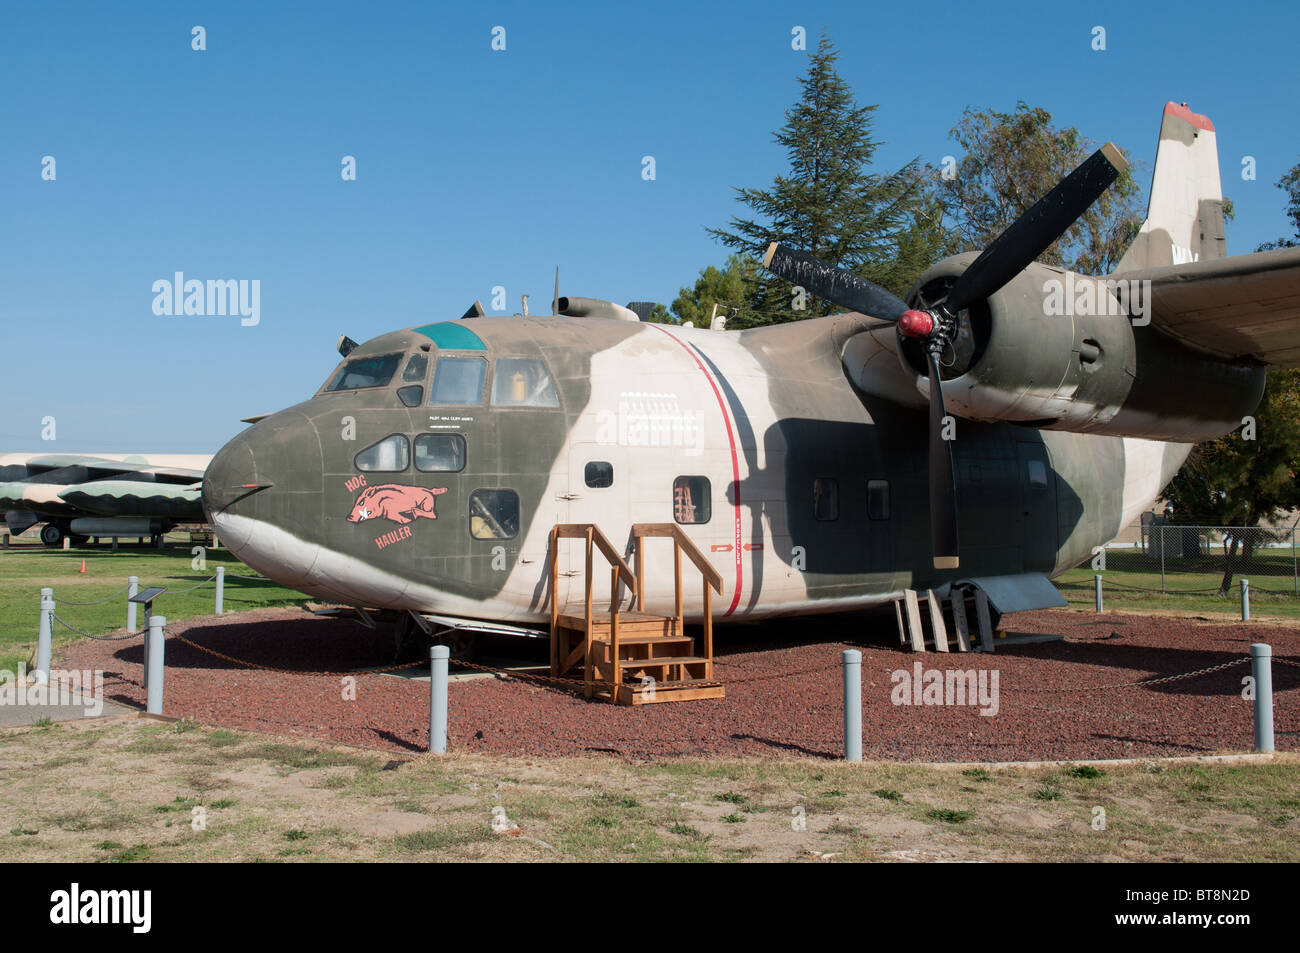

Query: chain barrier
left=160, top=574, right=217, bottom=595
left=167, top=632, right=427, bottom=677
left=450, top=657, right=725, bottom=692
left=1017, top=656, right=1251, bottom=693
left=51, top=613, right=140, bottom=641
left=54, top=585, right=131, bottom=606
left=716, top=661, right=838, bottom=684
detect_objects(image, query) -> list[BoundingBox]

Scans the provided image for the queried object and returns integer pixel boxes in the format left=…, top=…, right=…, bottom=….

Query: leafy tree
left=928, top=102, right=1144, bottom=275
left=706, top=32, right=930, bottom=327
left=1258, top=159, right=1300, bottom=250
left=668, top=254, right=759, bottom=328
left=1161, top=368, right=1300, bottom=591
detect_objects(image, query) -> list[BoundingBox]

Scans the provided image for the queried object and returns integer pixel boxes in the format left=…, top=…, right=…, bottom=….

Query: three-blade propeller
left=762, top=143, right=1128, bottom=570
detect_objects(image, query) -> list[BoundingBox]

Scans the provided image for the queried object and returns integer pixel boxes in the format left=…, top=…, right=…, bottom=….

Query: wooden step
left=613, top=682, right=725, bottom=706
left=609, top=634, right=693, bottom=647
left=556, top=611, right=675, bottom=636
left=619, top=655, right=708, bottom=670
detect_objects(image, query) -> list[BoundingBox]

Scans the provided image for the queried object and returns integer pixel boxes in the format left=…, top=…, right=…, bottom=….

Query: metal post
left=146, top=615, right=166, bottom=715
left=1293, top=528, right=1297, bottom=596
left=36, top=588, right=54, bottom=684
left=215, top=566, right=224, bottom=615
left=842, top=649, right=862, bottom=762
left=1250, top=643, right=1274, bottom=753
left=1159, top=525, right=1166, bottom=592
left=1241, top=578, right=1250, bottom=621
left=126, top=576, right=139, bottom=633
left=1094, top=574, right=1103, bottom=613
left=429, top=645, right=449, bottom=755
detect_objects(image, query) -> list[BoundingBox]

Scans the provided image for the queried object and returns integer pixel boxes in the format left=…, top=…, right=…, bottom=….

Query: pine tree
left=707, top=33, right=927, bottom=327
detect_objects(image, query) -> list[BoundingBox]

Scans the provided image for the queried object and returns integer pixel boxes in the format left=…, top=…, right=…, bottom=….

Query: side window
left=355, top=434, right=410, bottom=472
left=1027, top=459, right=1049, bottom=488
left=415, top=434, right=467, bottom=472
left=491, top=357, right=559, bottom=407
left=867, top=480, right=890, bottom=520
left=673, top=476, right=711, bottom=524
left=584, top=461, right=613, bottom=488
left=430, top=356, right=486, bottom=405
left=469, top=489, right=519, bottom=539
left=813, top=478, right=838, bottom=521
left=397, top=385, right=423, bottom=407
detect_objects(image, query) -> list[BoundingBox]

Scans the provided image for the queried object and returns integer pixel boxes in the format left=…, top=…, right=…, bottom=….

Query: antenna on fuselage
left=552, top=267, right=560, bottom=315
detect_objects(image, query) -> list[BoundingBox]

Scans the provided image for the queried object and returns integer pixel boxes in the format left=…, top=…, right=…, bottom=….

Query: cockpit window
left=491, top=358, right=559, bottom=407
left=430, top=357, right=486, bottom=405
left=324, top=353, right=403, bottom=391
left=402, top=353, right=429, bottom=383
left=355, top=434, right=410, bottom=471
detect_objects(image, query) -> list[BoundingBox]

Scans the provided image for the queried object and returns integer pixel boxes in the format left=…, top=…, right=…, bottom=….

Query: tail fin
left=1116, top=102, right=1226, bottom=272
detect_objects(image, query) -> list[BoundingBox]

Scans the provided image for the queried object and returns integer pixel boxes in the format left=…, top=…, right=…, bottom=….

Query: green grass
left=0, top=540, right=308, bottom=671
left=1056, top=547, right=1300, bottom=617
left=924, top=808, right=973, bottom=824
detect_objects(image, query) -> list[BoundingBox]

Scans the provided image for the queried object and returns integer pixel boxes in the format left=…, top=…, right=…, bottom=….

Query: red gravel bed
left=59, top=607, right=1300, bottom=761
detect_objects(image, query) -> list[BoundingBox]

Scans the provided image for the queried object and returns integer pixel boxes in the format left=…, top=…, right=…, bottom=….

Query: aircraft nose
left=203, top=410, right=325, bottom=586
left=202, top=433, right=260, bottom=551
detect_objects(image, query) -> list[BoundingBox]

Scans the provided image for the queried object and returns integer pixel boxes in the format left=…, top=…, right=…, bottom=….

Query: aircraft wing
left=1118, top=246, right=1300, bottom=364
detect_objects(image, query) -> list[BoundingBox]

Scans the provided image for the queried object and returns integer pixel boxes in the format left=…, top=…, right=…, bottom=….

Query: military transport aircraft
left=200, top=102, right=1300, bottom=650
left=1, top=452, right=211, bottom=547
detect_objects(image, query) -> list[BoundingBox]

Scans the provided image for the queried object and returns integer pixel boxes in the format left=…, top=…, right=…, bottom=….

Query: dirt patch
left=4, top=719, right=1297, bottom=862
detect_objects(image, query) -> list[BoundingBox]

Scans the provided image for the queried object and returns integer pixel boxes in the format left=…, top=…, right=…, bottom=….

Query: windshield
left=323, top=353, right=403, bottom=391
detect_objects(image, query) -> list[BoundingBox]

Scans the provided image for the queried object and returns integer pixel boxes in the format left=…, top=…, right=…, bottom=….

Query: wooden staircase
left=548, top=523, right=725, bottom=705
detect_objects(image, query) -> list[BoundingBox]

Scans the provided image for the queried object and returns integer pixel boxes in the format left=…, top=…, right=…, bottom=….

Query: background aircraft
left=0, top=452, right=210, bottom=546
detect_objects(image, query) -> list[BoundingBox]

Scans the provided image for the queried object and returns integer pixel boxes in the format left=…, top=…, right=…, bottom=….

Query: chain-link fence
left=1087, top=519, right=1299, bottom=594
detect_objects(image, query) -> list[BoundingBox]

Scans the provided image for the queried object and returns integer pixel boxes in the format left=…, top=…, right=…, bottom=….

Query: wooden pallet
left=894, top=587, right=994, bottom=652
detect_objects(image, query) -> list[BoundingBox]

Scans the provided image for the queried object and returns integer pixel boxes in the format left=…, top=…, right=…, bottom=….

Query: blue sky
left=2, top=0, right=1297, bottom=453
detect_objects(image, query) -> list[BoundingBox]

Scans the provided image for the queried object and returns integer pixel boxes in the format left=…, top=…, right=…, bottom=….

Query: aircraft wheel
left=40, top=524, right=63, bottom=547
left=439, top=630, right=481, bottom=663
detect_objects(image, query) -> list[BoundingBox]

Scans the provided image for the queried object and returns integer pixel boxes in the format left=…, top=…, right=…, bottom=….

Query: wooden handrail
left=631, top=523, right=723, bottom=592
left=552, top=523, right=638, bottom=591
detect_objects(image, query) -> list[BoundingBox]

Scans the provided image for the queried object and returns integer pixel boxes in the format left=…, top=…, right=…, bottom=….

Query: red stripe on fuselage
left=648, top=325, right=744, bottom=615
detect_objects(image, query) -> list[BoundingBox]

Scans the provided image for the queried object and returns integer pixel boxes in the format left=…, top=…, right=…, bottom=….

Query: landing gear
left=40, top=523, right=64, bottom=547
left=392, top=612, right=480, bottom=663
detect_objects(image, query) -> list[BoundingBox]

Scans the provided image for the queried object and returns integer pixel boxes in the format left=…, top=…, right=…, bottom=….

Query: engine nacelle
left=901, top=254, right=1264, bottom=442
